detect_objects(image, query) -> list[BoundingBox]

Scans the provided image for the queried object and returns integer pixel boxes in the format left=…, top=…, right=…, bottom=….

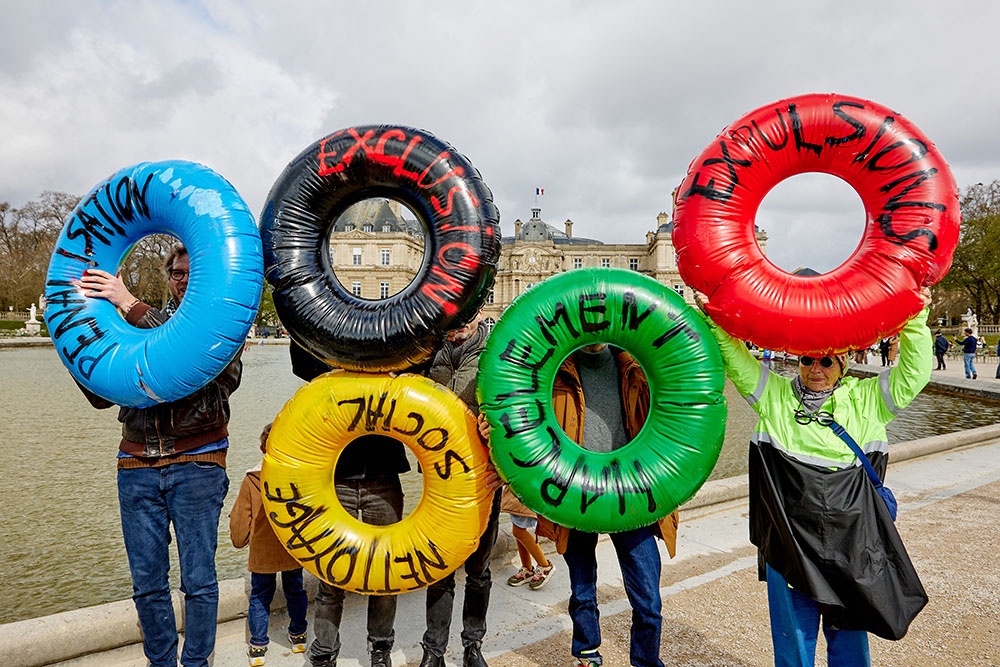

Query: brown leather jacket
left=535, top=349, right=679, bottom=556
left=80, top=302, right=241, bottom=458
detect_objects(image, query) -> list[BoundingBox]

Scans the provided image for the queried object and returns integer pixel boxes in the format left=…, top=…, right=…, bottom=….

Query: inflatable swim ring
left=477, top=268, right=726, bottom=533
left=44, top=160, right=263, bottom=407
left=672, top=93, right=960, bottom=355
left=262, top=372, right=494, bottom=592
left=260, top=125, right=501, bottom=373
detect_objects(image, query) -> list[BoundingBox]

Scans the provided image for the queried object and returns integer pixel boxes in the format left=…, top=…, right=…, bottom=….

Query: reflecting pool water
left=0, top=346, right=996, bottom=624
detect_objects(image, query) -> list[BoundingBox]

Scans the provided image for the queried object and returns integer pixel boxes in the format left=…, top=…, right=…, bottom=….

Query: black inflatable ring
left=260, top=125, right=501, bottom=372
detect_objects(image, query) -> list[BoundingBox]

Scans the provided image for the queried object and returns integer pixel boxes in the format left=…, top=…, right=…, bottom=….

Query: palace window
left=381, top=249, right=390, bottom=266
left=380, top=281, right=390, bottom=299
left=353, top=248, right=362, bottom=265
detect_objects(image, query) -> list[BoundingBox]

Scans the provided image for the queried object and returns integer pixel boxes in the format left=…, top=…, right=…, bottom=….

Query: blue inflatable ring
left=44, top=160, right=263, bottom=408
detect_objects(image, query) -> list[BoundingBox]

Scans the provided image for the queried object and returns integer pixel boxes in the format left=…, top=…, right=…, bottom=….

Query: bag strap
left=826, top=420, right=885, bottom=489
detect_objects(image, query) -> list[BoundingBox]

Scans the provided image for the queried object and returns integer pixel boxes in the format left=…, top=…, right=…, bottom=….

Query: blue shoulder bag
left=827, top=420, right=898, bottom=521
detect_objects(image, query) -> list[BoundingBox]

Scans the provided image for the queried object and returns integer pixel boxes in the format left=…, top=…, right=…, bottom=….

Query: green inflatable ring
left=477, top=268, right=726, bottom=532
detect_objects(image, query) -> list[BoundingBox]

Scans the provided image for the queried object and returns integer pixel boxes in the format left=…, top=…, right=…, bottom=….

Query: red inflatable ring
left=672, top=93, right=960, bottom=355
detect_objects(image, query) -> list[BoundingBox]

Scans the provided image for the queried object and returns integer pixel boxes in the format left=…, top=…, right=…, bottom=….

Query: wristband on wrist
left=123, top=298, right=141, bottom=315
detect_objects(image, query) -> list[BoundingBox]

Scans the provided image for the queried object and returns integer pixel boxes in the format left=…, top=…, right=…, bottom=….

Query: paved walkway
left=51, top=434, right=1000, bottom=667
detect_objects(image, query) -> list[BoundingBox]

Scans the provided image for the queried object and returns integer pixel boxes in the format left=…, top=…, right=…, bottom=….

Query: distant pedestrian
left=887, top=335, right=900, bottom=367
left=933, top=331, right=950, bottom=371
left=230, top=422, right=308, bottom=667
left=955, top=328, right=978, bottom=379
left=879, top=338, right=890, bottom=366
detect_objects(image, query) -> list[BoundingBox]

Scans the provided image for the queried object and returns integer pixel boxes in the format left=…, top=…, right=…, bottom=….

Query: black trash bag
left=749, top=442, right=927, bottom=640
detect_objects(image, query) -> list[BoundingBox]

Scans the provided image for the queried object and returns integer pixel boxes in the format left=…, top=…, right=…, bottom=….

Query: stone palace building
left=329, top=199, right=768, bottom=331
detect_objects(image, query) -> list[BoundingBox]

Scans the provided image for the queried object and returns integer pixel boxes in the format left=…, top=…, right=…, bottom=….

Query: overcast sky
left=2, top=1, right=996, bottom=274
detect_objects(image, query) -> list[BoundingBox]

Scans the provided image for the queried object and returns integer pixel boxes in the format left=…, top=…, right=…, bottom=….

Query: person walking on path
left=695, top=287, right=933, bottom=667
left=419, top=311, right=502, bottom=667
left=75, top=244, right=240, bottom=667
left=933, top=331, right=951, bottom=371
left=229, top=422, right=308, bottom=667
left=955, top=328, right=978, bottom=379
left=537, top=345, right=677, bottom=667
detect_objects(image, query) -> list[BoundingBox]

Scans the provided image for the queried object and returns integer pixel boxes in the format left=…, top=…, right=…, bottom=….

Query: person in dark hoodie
left=289, top=342, right=411, bottom=667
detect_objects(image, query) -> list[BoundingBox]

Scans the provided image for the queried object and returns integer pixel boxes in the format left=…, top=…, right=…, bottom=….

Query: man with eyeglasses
left=75, top=244, right=241, bottom=667
left=694, top=287, right=932, bottom=667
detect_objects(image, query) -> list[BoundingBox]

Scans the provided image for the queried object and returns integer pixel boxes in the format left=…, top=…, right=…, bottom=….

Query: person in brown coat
left=230, top=423, right=309, bottom=666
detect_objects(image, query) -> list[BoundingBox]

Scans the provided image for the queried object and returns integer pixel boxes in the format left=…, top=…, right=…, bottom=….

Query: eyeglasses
left=799, top=356, right=834, bottom=368
left=794, top=409, right=834, bottom=426
left=168, top=269, right=189, bottom=281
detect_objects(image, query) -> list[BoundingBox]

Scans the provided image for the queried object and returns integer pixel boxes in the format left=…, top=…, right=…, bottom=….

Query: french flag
left=536, top=187, right=544, bottom=195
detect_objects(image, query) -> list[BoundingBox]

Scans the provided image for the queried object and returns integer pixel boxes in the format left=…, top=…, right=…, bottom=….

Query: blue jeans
left=766, top=564, right=870, bottom=667
left=309, top=477, right=404, bottom=665
left=964, top=352, right=977, bottom=378
left=118, top=462, right=229, bottom=667
left=421, top=489, right=501, bottom=656
left=248, top=570, right=308, bottom=647
left=562, top=525, right=665, bottom=667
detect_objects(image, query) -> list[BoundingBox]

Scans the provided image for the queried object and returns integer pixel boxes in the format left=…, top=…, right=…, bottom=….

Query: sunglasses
left=794, top=409, right=834, bottom=426
left=799, top=356, right=834, bottom=368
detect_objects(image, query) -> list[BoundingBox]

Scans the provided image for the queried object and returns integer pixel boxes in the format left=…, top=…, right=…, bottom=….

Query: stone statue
left=24, top=302, right=41, bottom=335
left=962, top=308, right=979, bottom=338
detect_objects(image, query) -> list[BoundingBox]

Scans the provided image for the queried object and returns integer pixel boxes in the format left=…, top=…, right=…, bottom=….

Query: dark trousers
left=421, top=489, right=502, bottom=655
left=308, top=477, right=404, bottom=665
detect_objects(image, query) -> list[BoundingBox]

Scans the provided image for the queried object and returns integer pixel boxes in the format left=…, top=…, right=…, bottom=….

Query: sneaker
left=289, top=632, right=307, bottom=654
left=574, top=657, right=602, bottom=666
left=506, top=566, right=534, bottom=587
left=247, top=644, right=267, bottom=667
left=528, top=563, right=555, bottom=590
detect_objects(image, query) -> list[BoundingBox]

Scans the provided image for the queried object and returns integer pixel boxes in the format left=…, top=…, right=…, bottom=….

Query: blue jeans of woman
left=562, top=525, right=665, bottom=667
left=421, top=489, right=501, bottom=657
left=118, top=462, right=229, bottom=667
left=308, top=477, right=404, bottom=666
left=248, top=569, right=308, bottom=647
left=766, top=564, right=870, bottom=667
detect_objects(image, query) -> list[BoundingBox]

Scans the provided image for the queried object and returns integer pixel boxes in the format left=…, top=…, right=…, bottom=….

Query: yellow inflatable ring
left=261, top=372, right=493, bottom=593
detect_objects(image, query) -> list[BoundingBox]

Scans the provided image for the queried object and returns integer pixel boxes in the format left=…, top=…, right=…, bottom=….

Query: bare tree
left=0, top=192, right=79, bottom=312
